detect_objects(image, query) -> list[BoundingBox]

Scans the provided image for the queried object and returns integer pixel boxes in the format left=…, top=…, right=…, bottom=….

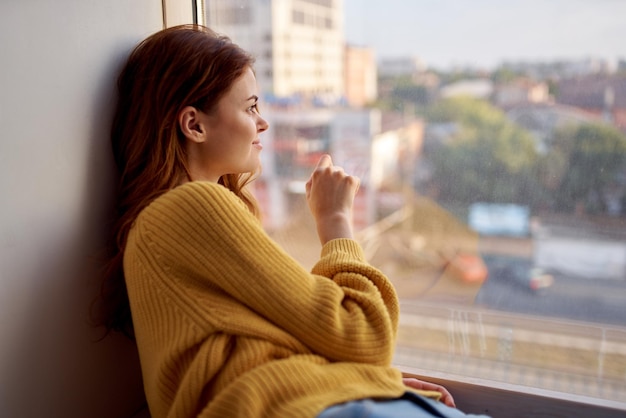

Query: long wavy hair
left=95, top=24, right=259, bottom=338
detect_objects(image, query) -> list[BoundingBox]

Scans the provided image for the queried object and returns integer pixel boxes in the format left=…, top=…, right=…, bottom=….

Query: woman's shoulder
left=169, top=180, right=239, bottom=198
left=128, top=181, right=265, bottom=262
left=139, top=181, right=251, bottom=225
left=163, top=181, right=246, bottom=208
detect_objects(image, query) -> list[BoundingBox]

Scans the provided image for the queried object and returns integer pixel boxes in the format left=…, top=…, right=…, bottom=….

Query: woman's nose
left=258, top=116, right=269, bottom=132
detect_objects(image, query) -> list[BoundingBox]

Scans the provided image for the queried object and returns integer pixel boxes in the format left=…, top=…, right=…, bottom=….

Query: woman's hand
left=306, top=154, right=360, bottom=245
left=402, top=378, right=456, bottom=408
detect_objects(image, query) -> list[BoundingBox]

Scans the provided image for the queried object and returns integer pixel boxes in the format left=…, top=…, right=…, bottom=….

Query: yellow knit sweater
left=124, top=181, right=437, bottom=418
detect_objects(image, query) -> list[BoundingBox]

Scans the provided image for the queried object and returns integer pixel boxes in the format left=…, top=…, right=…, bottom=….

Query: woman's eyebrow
left=246, top=94, right=259, bottom=102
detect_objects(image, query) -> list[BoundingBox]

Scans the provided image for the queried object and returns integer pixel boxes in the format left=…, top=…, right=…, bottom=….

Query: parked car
left=483, top=254, right=554, bottom=294
left=444, top=252, right=488, bottom=284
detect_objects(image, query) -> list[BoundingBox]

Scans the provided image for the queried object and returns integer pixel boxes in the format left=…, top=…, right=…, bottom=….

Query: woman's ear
left=178, top=106, right=206, bottom=143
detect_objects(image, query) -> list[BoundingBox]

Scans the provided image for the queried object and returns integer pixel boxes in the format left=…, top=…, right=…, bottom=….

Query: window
left=292, top=9, right=305, bottom=25
left=203, top=0, right=626, bottom=413
left=206, top=0, right=252, bottom=25
left=299, top=0, right=334, bottom=7
left=292, top=4, right=334, bottom=29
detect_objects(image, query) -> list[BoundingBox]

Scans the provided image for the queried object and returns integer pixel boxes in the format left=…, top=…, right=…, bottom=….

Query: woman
left=101, top=24, right=489, bottom=418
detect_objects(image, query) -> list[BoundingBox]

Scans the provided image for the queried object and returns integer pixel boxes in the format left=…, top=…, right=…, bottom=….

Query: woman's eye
left=248, top=103, right=259, bottom=113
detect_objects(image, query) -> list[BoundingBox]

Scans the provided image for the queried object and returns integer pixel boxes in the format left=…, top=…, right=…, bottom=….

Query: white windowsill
left=400, top=366, right=626, bottom=418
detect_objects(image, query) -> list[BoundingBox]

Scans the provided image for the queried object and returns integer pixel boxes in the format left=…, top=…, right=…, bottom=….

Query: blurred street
left=475, top=259, right=626, bottom=327
left=473, top=232, right=626, bottom=327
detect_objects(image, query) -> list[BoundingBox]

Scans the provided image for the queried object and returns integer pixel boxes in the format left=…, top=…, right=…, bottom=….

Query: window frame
left=401, top=368, right=626, bottom=418
left=162, top=0, right=204, bottom=27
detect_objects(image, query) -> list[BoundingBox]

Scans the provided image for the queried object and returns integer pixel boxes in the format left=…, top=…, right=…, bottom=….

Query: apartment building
left=556, top=74, right=626, bottom=133
left=378, top=56, right=427, bottom=78
left=205, top=0, right=345, bottom=102
left=493, top=78, right=551, bottom=109
left=344, top=44, right=378, bottom=108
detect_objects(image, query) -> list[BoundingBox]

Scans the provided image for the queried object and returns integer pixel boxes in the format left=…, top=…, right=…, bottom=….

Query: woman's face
left=187, top=67, right=269, bottom=182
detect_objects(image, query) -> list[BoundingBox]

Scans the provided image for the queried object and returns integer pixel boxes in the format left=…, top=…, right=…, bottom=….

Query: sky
left=343, top=0, right=626, bottom=70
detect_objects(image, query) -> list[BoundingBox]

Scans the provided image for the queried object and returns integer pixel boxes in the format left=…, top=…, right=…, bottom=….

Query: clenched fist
left=305, top=154, right=360, bottom=245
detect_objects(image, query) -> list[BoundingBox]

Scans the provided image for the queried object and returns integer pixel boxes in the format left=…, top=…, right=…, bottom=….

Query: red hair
left=96, top=24, right=259, bottom=338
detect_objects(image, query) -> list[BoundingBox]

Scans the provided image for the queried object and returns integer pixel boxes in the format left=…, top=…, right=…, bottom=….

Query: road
left=475, top=263, right=626, bottom=327
left=473, top=236, right=626, bottom=327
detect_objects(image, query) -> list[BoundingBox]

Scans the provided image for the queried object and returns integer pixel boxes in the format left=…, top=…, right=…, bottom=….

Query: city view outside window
left=204, top=0, right=626, bottom=405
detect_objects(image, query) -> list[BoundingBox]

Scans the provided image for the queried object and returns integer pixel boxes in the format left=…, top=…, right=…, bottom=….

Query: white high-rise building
left=206, top=0, right=345, bottom=102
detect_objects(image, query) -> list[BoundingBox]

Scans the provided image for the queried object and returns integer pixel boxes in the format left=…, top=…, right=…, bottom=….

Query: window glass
left=204, top=0, right=626, bottom=404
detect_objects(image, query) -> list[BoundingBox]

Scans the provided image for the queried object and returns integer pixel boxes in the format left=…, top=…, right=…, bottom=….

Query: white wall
left=0, top=1, right=163, bottom=417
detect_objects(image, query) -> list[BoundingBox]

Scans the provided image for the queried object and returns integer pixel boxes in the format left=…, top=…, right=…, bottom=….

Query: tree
left=543, top=123, right=626, bottom=213
left=392, top=82, right=430, bottom=107
left=491, top=67, right=520, bottom=84
left=424, top=97, right=543, bottom=207
left=375, top=75, right=434, bottom=113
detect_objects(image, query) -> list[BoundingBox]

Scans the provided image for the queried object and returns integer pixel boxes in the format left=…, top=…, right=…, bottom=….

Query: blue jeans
left=317, top=392, right=491, bottom=418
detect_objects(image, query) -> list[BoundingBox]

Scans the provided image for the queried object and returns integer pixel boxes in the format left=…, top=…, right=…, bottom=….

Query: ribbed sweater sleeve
left=128, top=181, right=399, bottom=366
